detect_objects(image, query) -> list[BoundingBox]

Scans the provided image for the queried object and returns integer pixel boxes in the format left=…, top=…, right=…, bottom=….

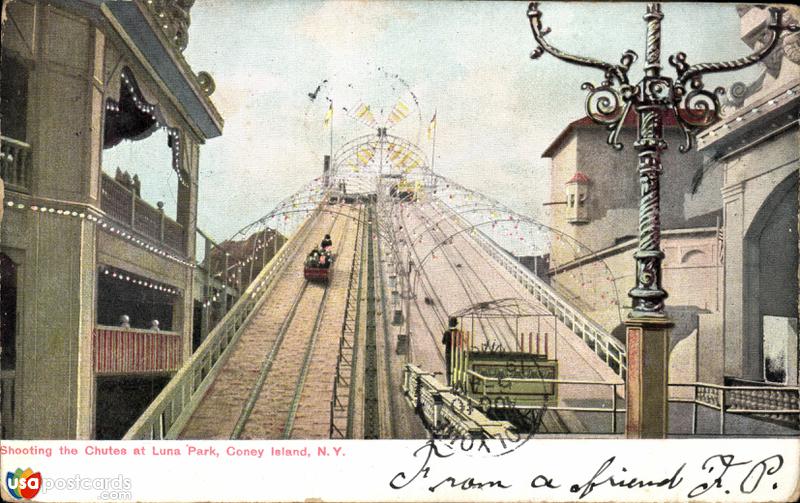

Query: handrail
left=461, top=369, right=798, bottom=434
left=674, top=382, right=799, bottom=435
left=434, top=198, right=627, bottom=378
left=402, top=364, right=516, bottom=438
left=100, top=173, right=186, bottom=255
left=94, top=326, right=183, bottom=374
left=95, top=324, right=179, bottom=336
left=123, top=203, right=323, bottom=439
left=671, top=382, right=800, bottom=392
left=329, top=205, right=365, bottom=438
left=465, top=369, right=619, bottom=387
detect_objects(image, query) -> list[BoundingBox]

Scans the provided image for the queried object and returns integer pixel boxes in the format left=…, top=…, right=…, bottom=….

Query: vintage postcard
left=0, top=0, right=798, bottom=501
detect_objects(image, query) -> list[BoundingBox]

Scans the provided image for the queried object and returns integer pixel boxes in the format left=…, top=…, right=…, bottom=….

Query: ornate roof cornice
left=141, top=0, right=193, bottom=53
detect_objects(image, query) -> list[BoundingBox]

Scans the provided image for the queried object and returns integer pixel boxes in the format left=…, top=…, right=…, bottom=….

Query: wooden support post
left=201, top=239, right=212, bottom=340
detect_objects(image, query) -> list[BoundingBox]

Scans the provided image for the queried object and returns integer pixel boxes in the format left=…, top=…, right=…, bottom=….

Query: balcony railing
left=1, top=136, right=32, bottom=192
left=93, top=326, right=182, bottom=375
left=100, top=173, right=186, bottom=255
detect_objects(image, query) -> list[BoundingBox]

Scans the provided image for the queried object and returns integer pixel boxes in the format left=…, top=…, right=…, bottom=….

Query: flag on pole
left=323, top=102, right=333, bottom=127
left=404, top=158, right=420, bottom=171
left=428, top=111, right=437, bottom=140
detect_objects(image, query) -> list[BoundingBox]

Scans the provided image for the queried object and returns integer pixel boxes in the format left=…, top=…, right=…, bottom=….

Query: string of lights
left=106, top=69, right=187, bottom=185
left=3, top=198, right=194, bottom=268
left=100, top=265, right=180, bottom=296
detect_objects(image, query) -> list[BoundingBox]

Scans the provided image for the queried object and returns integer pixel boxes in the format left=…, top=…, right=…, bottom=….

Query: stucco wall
left=545, top=124, right=719, bottom=271
left=551, top=230, right=721, bottom=336
left=721, top=129, right=799, bottom=380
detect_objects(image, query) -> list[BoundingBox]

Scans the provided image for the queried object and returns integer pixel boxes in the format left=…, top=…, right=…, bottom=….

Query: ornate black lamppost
left=527, top=2, right=798, bottom=438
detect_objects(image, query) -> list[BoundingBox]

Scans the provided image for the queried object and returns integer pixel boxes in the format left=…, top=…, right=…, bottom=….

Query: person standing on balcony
left=150, top=319, right=160, bottom=332
left=119, top=315, right=131, bottom=328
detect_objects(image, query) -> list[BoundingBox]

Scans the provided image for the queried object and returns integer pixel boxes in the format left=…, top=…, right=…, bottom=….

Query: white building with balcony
left=1, top=0, right=223, bottom=439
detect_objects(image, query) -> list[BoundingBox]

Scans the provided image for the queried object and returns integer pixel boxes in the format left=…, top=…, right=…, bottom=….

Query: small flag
left=323, top=103, right=333, bottom=127
left=428, top=111, right=437, bottom=140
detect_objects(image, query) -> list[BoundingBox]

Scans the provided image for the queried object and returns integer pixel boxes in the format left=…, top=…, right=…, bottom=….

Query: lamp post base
left=625, top=316, right=673, bottom=438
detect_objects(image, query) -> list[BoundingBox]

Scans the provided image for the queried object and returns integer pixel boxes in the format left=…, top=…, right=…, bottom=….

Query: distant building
left=1, top=0, right=223, bottom=439
left=195, top=227, right=286, bottom=341
left=540, top=109, right=723, bottom=340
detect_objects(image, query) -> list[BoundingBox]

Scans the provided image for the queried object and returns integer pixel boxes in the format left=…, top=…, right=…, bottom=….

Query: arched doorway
left=742, top=170, right=799, bottom=384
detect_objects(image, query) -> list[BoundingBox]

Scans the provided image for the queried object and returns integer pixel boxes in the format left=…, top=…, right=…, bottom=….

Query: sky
left=123, top=1, right=762, bottom=241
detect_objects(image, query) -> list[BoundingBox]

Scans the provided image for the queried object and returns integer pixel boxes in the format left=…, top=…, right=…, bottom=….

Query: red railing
left=93, top=326, right=182, bottom=374
left=100, top=173, right=186, bottom=255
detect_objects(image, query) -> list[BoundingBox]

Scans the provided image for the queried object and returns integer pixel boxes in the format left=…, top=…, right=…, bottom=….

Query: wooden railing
left=402, top=364, right=515, bottom=439
left=100, top=173, right=185, bottom=255
left=164, top=218, right=185, bottom=252
left=329, top=205, right=365, bottom=438
left=1, top=136, right=32, bottom=192
left=93, top=326, right=182, bottom=374
left=674, top=382, right=800, bottom=434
